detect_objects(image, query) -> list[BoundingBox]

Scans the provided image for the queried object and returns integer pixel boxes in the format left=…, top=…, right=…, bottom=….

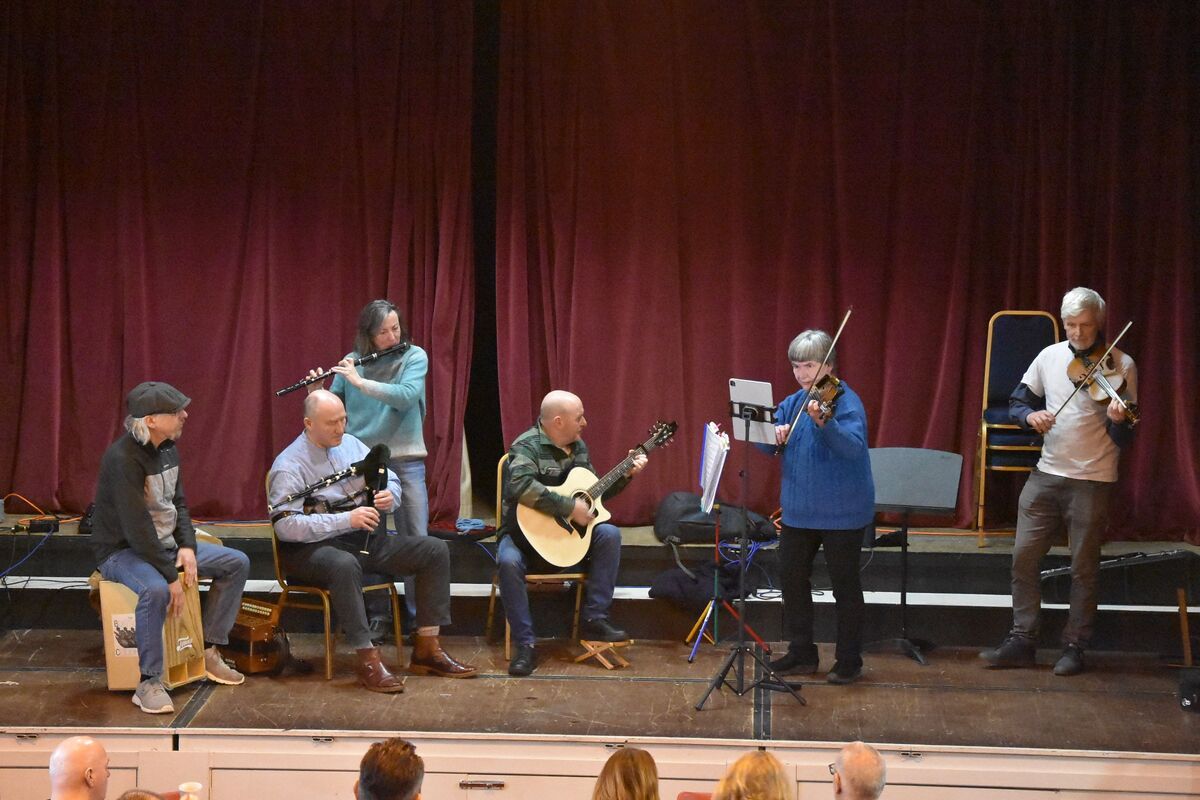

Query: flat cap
left=126, top=382, right=191, bottom=417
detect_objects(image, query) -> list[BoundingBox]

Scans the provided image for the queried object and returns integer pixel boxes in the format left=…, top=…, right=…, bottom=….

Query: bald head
left=539, top=390, right=586, bottom=448
left=305, top=389, right=343, bottom=418
left=833, top=742, right=886, bottom=800
left=540, top=390, right=581, bottom=421
left=304, top=389, right=348, bottom=449
left=49, top=736, right=109, bottom=800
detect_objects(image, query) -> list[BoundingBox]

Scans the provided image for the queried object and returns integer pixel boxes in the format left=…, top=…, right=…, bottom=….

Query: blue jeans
left=497, top=523, right=621, bottom=647
left=98, top=541, right=250, bottom=678
left=391, top=458, right=429, bottom=620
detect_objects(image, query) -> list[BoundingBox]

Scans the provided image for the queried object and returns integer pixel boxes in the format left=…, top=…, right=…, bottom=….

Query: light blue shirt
left=267, top=432, right=401, bottom=544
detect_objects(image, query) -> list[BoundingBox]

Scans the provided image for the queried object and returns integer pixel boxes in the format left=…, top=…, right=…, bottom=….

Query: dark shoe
left=768, top=650, right=819, bottom=676
left=580, top=617, right=628, bottom=642
left=826, top=660, right=863, bottom=685
left=1053, top=644, right=1085, bottom=676
left=367, top=615, right=394, bottom=645
left=409, top=635, right=478, bottom=678
left=980, top=633, right=1036, bottom=668
left=354, top=647, right=407, bottom=693
left=508, top=644, right=536, bottom=676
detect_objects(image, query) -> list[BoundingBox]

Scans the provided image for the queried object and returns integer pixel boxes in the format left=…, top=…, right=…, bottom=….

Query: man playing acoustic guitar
left=498, top=390, right=648, bottom=677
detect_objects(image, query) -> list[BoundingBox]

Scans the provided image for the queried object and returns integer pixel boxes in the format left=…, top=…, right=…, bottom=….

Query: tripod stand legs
left=695, top=643, right=806, bottom=711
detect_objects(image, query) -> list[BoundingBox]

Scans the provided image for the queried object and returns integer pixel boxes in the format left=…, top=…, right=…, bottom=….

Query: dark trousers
left=1011, top=469, right=1112, bottom=647
left=778, top=524, right=865, bottom=666
left=279, top=528, right=451, bottom=651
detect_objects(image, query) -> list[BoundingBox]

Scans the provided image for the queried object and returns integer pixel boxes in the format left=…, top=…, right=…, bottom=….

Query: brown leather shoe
left=409, top=635, right=478, bottom=678
left=355, top=647, right=406, bottom=693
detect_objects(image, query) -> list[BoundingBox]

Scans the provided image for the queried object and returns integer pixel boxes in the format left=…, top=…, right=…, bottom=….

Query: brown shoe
left=355, top=647, right=406, bottom=693
left=409, top=635, right=478, bottom=678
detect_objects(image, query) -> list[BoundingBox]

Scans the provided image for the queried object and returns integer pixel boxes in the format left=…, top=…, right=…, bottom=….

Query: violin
left=1066, top=345, right=1139, bottom=426
left=810, top=374, right=845, bottom=422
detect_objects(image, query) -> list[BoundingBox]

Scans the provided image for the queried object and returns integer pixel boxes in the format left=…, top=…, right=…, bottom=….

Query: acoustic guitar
left=516, top=421, right=677, bottom=567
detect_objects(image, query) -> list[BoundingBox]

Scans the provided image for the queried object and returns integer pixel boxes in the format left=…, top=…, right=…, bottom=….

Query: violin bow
left=1052, top=319, right=1133, bottom=418
left=783, top=306, right=853, bottom=446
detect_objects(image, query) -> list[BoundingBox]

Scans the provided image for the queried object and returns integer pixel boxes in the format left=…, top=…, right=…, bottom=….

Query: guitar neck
left=586, top=438, right=659, bottom=499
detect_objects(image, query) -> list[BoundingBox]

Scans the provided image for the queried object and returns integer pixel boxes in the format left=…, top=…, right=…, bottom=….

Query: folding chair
left=977, top=310, right=1059, bottom=544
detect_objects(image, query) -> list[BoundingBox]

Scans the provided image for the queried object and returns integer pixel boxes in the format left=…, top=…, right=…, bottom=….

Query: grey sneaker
left=133, top=679, right=174, bottom=714
left=204, top=647, right=245, bottom=685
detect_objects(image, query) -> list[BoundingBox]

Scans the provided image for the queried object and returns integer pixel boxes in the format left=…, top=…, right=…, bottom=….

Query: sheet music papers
left=699, top=422, right=729, bottom=513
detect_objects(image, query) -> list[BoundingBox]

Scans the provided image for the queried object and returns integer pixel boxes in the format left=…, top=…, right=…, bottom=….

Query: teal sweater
left=331, top=344, right=428, bottom=460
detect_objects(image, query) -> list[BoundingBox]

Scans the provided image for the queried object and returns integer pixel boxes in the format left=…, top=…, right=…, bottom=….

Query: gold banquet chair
left=485, top=454, right=587, bottom=659
left=976, top=310, right=1059, bottom=545
left=266, top=476, right=404, bottom=679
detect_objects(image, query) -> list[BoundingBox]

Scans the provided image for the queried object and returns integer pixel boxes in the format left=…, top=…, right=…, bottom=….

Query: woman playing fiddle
left=982, top=287, right=1137, bottom=677
left=307, top=299, right=429, bottom=634
left=760, top=329, right=875, bottom=685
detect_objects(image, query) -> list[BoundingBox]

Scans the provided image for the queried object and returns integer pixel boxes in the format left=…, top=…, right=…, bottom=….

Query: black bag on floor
left=653, top=491, right=776, bottom=544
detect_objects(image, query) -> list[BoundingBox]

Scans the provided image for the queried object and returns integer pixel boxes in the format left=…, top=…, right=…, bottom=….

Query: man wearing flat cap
left=91, top=381, right=250, bottom=714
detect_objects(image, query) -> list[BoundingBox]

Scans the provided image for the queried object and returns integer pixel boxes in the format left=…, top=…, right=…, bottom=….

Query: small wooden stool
left=576, top=639, right=632, bottom=670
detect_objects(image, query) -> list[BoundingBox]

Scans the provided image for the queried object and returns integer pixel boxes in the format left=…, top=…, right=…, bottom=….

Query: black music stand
left=695, top=382, right=804, bottom=710
left=864, top=447, right=962, bottom=665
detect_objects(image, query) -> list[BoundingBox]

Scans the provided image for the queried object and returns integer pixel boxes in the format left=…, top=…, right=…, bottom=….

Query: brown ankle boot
left=355, top=647, right=406, bottom=693
left=409, top=635, right=478, bottom=678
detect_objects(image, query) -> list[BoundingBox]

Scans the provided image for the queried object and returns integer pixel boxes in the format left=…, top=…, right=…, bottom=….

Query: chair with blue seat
left=977, top=310, right=1059, bottom=545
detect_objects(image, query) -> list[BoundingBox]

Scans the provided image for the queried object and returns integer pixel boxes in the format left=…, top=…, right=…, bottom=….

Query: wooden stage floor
left=0, top=629, right=1194, bottom=755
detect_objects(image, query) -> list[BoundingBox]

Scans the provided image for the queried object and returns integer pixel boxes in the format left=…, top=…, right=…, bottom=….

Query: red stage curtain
left=1, top=1, right=474, bottom=522
left=496, top=1, right=1198, bottom=541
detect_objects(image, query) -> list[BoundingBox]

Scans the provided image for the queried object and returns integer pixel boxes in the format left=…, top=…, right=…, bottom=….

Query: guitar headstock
left=644, top=420, right=678, bottom=450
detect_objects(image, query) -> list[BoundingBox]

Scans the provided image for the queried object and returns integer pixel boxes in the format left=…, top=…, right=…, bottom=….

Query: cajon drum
left=100, top=574, right=206, bottom=690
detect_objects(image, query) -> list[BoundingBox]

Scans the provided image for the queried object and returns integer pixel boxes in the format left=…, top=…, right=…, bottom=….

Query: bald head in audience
left=49, top=736, right=110, bottom=800
left=832, top=741, right=886, bottom=799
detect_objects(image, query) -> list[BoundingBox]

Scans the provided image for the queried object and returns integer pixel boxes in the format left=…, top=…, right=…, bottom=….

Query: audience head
left=592, top=747, right=660, bottom=800
left=713, top=750, right=793, bottom=800
left=116, top=791, right=166, bottom=800
left=539, top=390, right=587, bottom=447
left=355, top=737, right=424, bottom=800
left=832, top=741, right=886, bottom=800
left=48, top=736, right=110, bottom=800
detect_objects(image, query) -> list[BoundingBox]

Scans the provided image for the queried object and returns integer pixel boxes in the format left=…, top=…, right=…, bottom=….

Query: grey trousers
left=1010, top=469, right=1112, bottom=647
left=279, top=529, right=451, bottom=650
